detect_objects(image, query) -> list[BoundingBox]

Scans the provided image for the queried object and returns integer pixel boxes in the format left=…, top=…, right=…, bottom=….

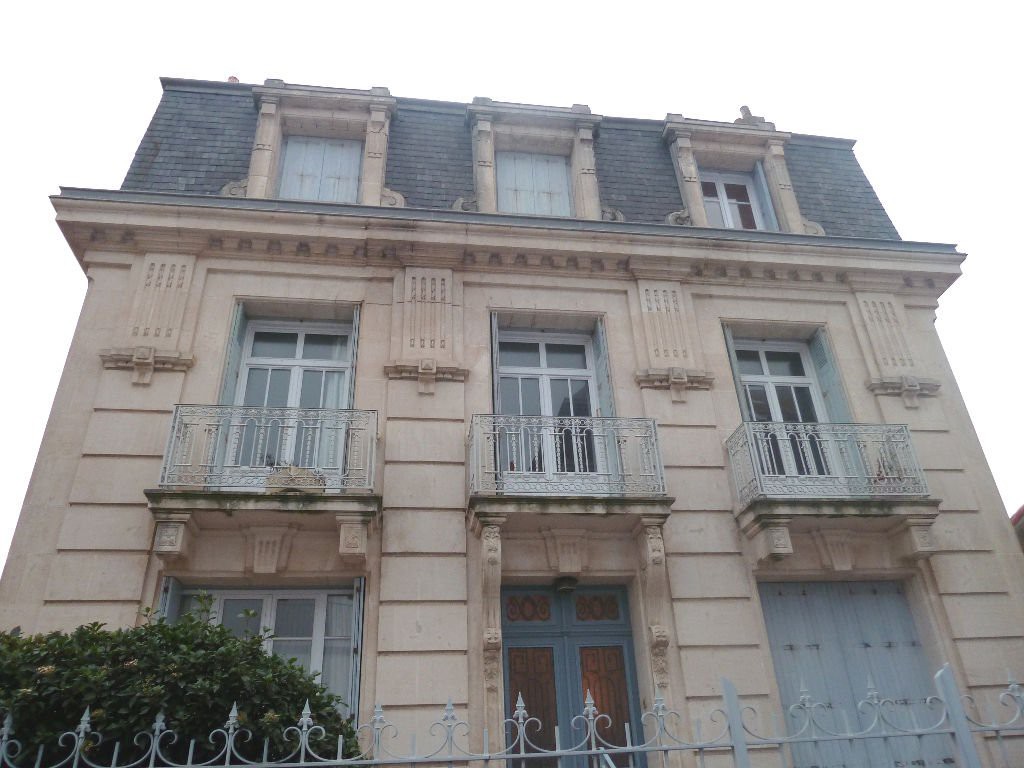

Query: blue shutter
left=347, top=304, right=360, bottom=409
left=753, top=161, right=780, bottom=231
left=592, top=318, right=616, bottom=418
left=347, top=577, right=365, bottom=720
left=808, top=328, right=852, bottom=423
left=219, top=303, right=248, bottom=405
left=280, top=137, right=361, bottom=203
left=496, top=152, right=571, bottom=215
left=491, top=312, right=501, bottom=411
left=759, top=581, right=951, bottom=767
left=722, top=326, right=751, bottom=420
left=158, top=576, right=182, bottom=622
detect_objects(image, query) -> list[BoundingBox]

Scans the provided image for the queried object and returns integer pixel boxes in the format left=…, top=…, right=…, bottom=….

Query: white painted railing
left=727, top=421, right=927, bottom=509
left=468, top=414, right=665, bottom=497
left=160, top=405, right=376, bottom=492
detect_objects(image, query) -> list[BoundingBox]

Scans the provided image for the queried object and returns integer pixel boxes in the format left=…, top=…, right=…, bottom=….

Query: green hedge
left=0, top=606, right=358, bottom=760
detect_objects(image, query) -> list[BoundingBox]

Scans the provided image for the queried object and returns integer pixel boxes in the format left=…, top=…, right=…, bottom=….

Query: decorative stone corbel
left=634, top=367, right=714, bottom=402
left=648, top=624, right=671, bottom=690
left=802, top=217, right=825, bottom=235
left=749, top=522, right=794, bottom=565
left=219, top=178, right=248, bottom=197
left=812, top=530, right=855, bottom=571
left=335, top=511, right=377, bottom=567
left=867, top=376, right=941, bottom=408
left=894, top=519, right=938, bottom=562
left=453, top=196, right=479, bottom=212
left=380, top=188, right=406, bottom=207
left=152, top=512, right=196, bottom=562
left=601, top=206, right=625, bottom=222
left=244, top=526, right=298, bottom=574
left=383, top=359, right=469, bottom=394
left=100, top=347, right=194, bottom=385
left=478, top=519, right=506, bottom=729
left=664, top=209, right=692, bottom=226
left=542, top=529, right=588, bottom=575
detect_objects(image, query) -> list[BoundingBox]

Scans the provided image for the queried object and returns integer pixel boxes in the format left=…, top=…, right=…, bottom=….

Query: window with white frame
left=179, top=587, right=362, bottom=714
left=495, top=151, right=573, bottom=216
left=733, top=341, right=827, bottom=424
left=279, top=136, right=363, bottom=203
left=700, top=169, right=775, bottom=230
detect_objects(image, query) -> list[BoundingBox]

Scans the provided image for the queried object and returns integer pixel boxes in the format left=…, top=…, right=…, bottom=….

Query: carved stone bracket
left=453, top=195, right=479, bottom=212
left=601, top=206, right=625, bottom=222
left=648, top=624, right=671, bottom=690
left=633, top=517, right=677, bottom=698
left=380, top=188, right=406, bottom=207
left=747, top=521, right=795, bottom=565
left=244, top=526, right=298, bottom=574
left=635, top=368, right=713, bottom=402
left=384, top=359, right=468, bottom=394
left=664, top=209, right=692, bottom=226
left=219, top=178, right=248, bottom=197
left=100, top=347, right=194, bottom=385
left=335, top=510, right=377, bottom=567
left=894, top=519, right=939, bottom=561
left=802, top=217, right=825, bottom=235
left=152, top=512, right=196, bottom=562
left=542, top=529, right=589, bottom=575
left=867, top=376, right=941, bottom=408
left=478, top=519, right=506, bottom=728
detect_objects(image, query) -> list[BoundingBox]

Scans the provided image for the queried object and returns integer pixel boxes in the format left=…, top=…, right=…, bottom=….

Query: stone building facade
left=2, top=77, right=1022, bottom=757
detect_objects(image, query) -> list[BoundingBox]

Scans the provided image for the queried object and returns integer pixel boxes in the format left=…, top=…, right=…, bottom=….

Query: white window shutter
left=808, top=328, right=852, bottom=422
left=280, top=137, right=361, bottom=203
left=496, top=152, right=571, bottom=215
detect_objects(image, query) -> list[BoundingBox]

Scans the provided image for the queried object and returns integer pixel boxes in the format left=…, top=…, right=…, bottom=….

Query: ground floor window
left=177, top=585, right=363, bottom=716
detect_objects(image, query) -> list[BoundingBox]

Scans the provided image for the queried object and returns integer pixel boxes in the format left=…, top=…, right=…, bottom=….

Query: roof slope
left=120, top=79, right=901, bottom=240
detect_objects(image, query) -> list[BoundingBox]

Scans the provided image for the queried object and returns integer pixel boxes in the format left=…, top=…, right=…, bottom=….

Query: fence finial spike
left=583, top=689, right=598, bottom=719
left=514, top=693, right=528, bottom=723
left=298, top=700, right=313, bottom=729
left=1, top=712, right=13, bottom=738
left=225, top=702, right=239, bottom=729
left=798, top=675, right=811, bottom=706
left=865, top=673, right=880, bottom=704
left=152, top=711, right=166, bottom=733
left=76, top=707, right=92, bottom=736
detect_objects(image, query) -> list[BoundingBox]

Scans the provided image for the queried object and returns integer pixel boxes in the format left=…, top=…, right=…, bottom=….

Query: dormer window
left=700, top=170, right=774, bottom=230
left=496, top=151, right=573, bottom=216
left=279, top=137, right=362, bottom=203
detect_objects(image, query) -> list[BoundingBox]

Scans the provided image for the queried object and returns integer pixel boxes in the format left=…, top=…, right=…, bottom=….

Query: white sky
left=0, top=1, right=1020, bottom=570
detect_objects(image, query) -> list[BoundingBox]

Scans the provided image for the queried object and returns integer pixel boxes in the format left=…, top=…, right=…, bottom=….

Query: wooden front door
left=502, top=588, right=641, bottom=767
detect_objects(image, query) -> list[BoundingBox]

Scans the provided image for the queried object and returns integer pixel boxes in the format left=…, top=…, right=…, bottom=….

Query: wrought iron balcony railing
left=160, top=405, right=377, bottom=492
left=726, top=421, right=928, bottom=510
left=468, top=414, right=665, bottom=498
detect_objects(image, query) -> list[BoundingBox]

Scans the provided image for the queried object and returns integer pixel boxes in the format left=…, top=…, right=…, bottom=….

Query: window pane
left=221, top=598, right=263, bottom=637
left=267, top=369, right=291, bottom=407
left=794, top=386, right=819, bottom=423
left=500, top=377, right=522, bottom=415
left=323, top=371, right=345, bottom=409
left=520, top=378, right=542, bottom=416
left=321, top=639, right=353, bottom=704
left=704, top=199, right=726, bottom=228
left=274, top=598, right=316, bottom=637
left=300, top=370, right=324, bottom=409
left=724, top=183, right=751, bottom=203
left=571, top=379, right=592, bottom=417
left=252, top=332, right=298, bottom=358
left=701, top=181, right=719, bottom=198
left=545, top=344, right=587, bottom=369
left=326, top=595, right=353, bottom=637
left=243, top=368, right=269, bottom=406
left=730, top=199, right=758, bottom=229
left=765, top=351, right=805, bottom=377
left=776, top=385, right=800, bottom=422
left=551, top=379, right=572, bottom=417
left=746, top=384, right=773, bottom=422
left=736, top=350, right=764, bottom=376
left=499, top=341, right=541, bottom=368
left=272, top=639, right=312, bottom=670
left=302, top=334, right=348, bottom=361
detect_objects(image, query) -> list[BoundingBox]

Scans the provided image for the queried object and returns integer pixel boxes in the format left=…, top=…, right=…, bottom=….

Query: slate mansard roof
left=121, top=78, right=900, bottom=240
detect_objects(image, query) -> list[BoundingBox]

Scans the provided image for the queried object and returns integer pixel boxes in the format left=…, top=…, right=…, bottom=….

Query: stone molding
left=99, top=346, right=194, bottom=384
left=867, top=375, right=941, bottom=408
left=634, top=368, right=713, bottom=402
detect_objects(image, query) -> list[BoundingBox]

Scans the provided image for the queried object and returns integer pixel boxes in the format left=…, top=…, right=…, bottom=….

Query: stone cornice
left=52, top=189, right=963, bottom=297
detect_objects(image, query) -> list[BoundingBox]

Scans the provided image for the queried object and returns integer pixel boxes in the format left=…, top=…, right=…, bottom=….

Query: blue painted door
left=759, top=581, right=952, bottom=766
left=502, top=587, right=643, bottom=767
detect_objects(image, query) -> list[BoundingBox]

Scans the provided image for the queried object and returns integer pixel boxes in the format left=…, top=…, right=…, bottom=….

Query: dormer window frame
left=663, top=115, right=817, bottom=235
left=245, top=82, right=398, bottom=207
left=467, top=99, right=603, bottom=220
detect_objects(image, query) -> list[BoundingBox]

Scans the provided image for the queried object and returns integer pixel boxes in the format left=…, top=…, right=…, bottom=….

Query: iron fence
left=3, top=665, right=1021, bottom=768
left=159, top=405, right=377, bottom=493
left=726, top=421, right=928, bottom=510
left=468, top=415, right=665, bottom=498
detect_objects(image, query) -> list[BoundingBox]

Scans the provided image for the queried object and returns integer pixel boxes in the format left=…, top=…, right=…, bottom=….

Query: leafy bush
left=0, top=603, right=359, bottom=760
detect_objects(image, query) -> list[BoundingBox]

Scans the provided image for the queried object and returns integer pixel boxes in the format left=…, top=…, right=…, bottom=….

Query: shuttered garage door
left=758, top=581, right=952, bottom=766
